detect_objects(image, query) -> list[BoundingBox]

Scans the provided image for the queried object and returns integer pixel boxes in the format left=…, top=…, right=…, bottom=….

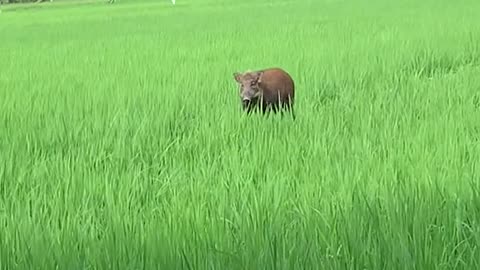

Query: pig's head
left=233, top=70, right=263, bottom=110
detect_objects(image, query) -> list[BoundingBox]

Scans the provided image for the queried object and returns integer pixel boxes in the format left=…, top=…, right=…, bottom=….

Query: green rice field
left=1, top=0, right=480, bottom=269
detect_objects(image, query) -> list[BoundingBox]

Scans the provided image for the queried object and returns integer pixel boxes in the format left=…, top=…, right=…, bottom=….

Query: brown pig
left=233, top=67, right=295, bottom=117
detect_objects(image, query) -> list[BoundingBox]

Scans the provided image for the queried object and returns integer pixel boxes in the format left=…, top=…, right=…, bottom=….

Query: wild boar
left=233, top=67, right=295, bottom=117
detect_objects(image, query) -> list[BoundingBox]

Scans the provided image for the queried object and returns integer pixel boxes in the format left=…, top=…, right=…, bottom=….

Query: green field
left=1, top=0, right=480, bottom=269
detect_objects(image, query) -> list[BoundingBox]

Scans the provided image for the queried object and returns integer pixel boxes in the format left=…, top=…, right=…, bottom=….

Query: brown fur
left=233, top=67, right=295, bottom=117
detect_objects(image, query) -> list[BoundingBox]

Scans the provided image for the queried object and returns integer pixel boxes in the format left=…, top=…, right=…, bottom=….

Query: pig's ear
left=233, top=72, right=242, bottom=82
left=253, top=71, right=263, bottom=84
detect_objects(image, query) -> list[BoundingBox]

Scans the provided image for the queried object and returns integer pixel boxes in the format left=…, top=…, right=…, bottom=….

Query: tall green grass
left=1, top=0, right=480, bottom=269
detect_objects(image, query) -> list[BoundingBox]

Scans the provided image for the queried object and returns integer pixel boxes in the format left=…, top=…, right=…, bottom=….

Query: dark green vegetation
left=1, top=0, right=480, bottom=269
left=2, top=0, right=52, bottom=4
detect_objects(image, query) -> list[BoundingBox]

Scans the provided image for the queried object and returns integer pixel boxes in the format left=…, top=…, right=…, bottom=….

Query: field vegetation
left=1, top=0, right=480, bottom=269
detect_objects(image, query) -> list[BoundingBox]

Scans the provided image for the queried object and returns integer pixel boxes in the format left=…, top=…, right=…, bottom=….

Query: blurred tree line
left=1, top=0, right=52, bottom=3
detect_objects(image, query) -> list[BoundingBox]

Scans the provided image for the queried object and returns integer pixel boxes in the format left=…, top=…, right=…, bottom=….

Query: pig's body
left=233, top=67, right=295, bottom=116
